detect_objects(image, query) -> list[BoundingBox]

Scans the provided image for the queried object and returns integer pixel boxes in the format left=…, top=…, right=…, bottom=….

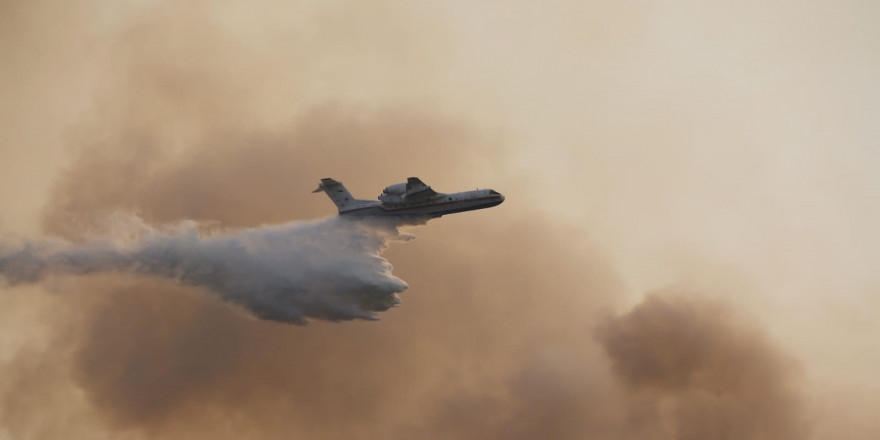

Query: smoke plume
left=595, top=293, right=806, bottom=440
left=1, top=216, right=413, bottom=324
left=3, top=0, right=878, bottom=438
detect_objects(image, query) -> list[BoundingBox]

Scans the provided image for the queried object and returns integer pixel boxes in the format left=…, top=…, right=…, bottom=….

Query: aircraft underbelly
left=340, top=196, right=502, bottom=217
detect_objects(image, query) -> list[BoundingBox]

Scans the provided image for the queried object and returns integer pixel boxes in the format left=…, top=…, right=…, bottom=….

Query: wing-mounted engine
left=378, top=177, right=441, bottom=204
left=379, top=182, right=408, bottom=203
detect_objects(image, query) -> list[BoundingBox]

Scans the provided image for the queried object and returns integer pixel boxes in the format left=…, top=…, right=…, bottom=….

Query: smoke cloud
left=1, top=216, right=414, bottom=324
left=2, top=0, right=878, bottom=438
left=595, top=293, right=806, bottom=440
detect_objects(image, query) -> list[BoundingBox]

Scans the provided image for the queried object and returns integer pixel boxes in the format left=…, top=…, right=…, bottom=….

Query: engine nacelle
left=379, top=182, right=407, bottom=203
left=383, top=183, right=407, bottom=195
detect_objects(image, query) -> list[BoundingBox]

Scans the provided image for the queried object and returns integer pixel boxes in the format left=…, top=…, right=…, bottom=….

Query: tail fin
left=313, top=178, right=358, bottom=212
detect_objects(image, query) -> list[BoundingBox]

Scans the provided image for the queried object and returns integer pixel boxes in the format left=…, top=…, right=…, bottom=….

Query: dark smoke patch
left=595, top=293, right=807, bottom=440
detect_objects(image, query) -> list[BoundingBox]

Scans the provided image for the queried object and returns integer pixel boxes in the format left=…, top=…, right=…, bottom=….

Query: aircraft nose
left=488, top=189, right=504, bottom=205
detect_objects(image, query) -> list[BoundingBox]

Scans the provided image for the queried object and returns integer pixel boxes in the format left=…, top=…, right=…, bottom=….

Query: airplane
left=313, top=177, right=504, bottom=217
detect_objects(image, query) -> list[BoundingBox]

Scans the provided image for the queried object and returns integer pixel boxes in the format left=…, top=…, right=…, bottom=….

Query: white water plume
left=0, top=215, right=416, bottom=324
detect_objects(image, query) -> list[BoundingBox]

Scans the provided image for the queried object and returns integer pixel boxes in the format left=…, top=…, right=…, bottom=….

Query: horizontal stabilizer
left=313, top=177, right=370, bottom=213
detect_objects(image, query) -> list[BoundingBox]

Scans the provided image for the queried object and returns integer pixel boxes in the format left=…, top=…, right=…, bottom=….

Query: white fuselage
left=339, top=189, right=504, bottom=217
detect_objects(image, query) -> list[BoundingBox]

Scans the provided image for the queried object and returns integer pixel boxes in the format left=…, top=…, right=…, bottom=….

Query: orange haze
left=2, top=0, right=879, bottom=438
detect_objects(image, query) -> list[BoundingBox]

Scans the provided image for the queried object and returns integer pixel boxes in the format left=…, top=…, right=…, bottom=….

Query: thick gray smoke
left=0, top=215, right=412, bottom=324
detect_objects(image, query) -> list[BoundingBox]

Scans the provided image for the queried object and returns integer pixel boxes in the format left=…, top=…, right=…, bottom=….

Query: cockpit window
left=489, top=190, right=500, bottom=195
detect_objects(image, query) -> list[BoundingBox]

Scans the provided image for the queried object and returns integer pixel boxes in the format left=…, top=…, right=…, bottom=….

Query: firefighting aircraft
left=313, top=177, right=504, bottom=217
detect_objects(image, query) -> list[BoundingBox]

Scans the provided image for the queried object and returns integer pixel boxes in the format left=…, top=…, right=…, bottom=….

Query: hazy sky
left=1, top=0, right=879, bottom=438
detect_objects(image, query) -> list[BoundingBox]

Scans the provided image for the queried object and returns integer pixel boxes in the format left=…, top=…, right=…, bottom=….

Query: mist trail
left=0, top=215, right=417, bottom=324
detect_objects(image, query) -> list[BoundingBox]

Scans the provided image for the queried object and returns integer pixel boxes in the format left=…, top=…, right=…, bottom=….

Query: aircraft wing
left=405, top=177, right=438, bottom=199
